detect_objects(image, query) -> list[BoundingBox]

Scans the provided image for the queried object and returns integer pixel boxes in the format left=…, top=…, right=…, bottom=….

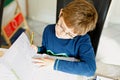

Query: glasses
left=56, top=23, right=76, bottom=38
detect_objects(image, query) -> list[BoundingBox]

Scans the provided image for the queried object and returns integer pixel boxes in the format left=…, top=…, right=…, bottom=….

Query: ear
left=59, top=9, right=63, bottom=18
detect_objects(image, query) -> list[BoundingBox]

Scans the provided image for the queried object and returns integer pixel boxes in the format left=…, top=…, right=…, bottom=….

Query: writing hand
left=31, top=45, right=38, bottom=53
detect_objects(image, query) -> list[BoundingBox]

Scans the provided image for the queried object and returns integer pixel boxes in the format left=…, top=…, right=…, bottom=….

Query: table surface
left=0, top=48, right=7, bottom=57
left=0, top=48, right=120, bottom=80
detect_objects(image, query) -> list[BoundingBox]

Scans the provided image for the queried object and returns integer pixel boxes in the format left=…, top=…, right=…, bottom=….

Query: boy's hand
left=32, top=56, right=55, bottom=69
left=31, top=45, right=38, bottom=53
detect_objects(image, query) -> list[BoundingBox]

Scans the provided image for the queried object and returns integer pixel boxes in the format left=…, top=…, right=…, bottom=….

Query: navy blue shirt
left=38, top=24, right=96, bottom=76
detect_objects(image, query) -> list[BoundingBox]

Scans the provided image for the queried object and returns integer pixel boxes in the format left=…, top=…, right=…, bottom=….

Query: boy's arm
left=37, top=46, right=46, bottom=53
left=54, top=49, right=96, bottom=77
left=53, top=38, right=96, bottom=77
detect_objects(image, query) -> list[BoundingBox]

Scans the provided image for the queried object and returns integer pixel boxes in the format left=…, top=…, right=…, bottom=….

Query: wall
left=107, top=0, right=120, bottom=24
left=28, top=0, right=57, bottom=24
left=96, top=0, right=120, bottom=28
left=28, top=0, right=120, bottom=26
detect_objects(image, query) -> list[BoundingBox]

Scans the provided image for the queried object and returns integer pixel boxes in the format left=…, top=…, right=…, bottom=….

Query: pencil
left=30, top=32, right=34, bottom=44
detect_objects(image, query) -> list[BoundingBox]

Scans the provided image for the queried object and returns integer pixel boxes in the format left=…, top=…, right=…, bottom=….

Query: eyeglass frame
left=56, top=23, right=77, bottom=38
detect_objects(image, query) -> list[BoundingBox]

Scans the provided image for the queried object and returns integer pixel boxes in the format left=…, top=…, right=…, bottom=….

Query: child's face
left=55, top=17, right=77, bottom=39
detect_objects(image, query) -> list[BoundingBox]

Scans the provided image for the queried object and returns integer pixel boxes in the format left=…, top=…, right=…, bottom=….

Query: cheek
left=55, top=26, right=58, bottom=33
left=55, top=26, right=63, bottom=38
left=55, top=25, right=61, bottom=33
left=55, top=26, right=59, bottom=36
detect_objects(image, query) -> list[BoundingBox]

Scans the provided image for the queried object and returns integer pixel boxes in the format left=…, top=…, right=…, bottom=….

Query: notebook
left=0, top=32, right=82, bottom=80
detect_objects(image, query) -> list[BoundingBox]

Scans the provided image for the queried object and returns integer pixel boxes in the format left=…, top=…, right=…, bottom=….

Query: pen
left=30, top=32, right=34, bottom=44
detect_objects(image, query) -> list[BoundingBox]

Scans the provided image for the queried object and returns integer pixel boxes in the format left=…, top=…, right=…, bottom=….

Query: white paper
left=1, top=32, right=36, bottom=80
left=0, top=63, right=18, bottom=80
left=0, top=32, right=86, bottom=80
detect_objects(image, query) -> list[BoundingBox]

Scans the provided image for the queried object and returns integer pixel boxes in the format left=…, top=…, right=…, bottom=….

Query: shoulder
left=75, top=34, right=91, bottom=43
left=43, top=24, right=56, bottom=36
left=81, top=34, right=90, bottom=41
left=44, top=24, right=56, bottom=31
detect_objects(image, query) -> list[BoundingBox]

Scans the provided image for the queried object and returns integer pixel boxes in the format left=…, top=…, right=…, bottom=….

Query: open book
left=0, top=32, right=85, bottom=80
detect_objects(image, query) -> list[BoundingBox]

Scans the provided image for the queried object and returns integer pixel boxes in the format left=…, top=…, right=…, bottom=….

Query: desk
left=0, top=48, right=92, bottom=80
left=0, top=48, right=120, bottom=80
left=0, top=51, right=3, bottom=57
left=96, top=61, right=120, bottom=80
left=0, top=48, right=8, bottom=57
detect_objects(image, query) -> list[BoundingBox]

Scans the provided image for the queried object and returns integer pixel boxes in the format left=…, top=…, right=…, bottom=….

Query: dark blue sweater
left=38, top=24, right=96, bottom=76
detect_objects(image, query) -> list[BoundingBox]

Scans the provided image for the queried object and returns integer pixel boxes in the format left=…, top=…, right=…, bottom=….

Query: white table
left=1, top=48, right=120, bottom=80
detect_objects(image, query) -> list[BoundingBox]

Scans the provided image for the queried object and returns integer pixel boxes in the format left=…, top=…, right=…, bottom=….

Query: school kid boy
left=32, top=0, right=98, bottom=77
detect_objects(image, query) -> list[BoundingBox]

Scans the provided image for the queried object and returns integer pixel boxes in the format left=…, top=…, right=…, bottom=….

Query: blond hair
left=62, top=0, right=98, bottom=35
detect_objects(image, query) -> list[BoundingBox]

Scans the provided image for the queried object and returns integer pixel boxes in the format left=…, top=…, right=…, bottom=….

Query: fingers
left=33, top=62, right=46, bottom=67
left=32, top=57, right=55, bottom=68
left=31, top=45, right=38, bottom=52
left=32, top=58, right=45, bottom=63
left=32, top=58, right=47, bottom=67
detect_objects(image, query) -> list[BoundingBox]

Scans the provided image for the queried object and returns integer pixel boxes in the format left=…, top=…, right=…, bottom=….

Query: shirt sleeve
left=37, top=25, right=48, bottom=53
left=54, top=36, right=96, bottom=77
left=37, top=46, right=46, bottom=53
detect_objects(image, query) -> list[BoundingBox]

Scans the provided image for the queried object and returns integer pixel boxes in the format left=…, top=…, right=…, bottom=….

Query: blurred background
left=0, top=0, right=120, bottom=79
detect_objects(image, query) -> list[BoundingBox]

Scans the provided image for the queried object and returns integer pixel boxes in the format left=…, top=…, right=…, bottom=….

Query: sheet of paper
left=0, top=63, right=18, bottom=80
left=1, top=32, right=37, bottom=80
left=0, top=32, right=86, bottom=80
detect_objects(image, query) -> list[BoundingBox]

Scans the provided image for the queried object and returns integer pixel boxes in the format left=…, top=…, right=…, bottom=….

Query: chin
left=55, top=32, right=70, bottom=39
left=55, top=32, right=61, bottom=38
left=56, top=35, right=70, bottom=39
left=56, top=34, right=63, bottom=39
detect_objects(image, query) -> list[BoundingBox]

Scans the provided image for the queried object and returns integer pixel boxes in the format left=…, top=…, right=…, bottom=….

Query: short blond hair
left=62, top=0, right=98, bottom=35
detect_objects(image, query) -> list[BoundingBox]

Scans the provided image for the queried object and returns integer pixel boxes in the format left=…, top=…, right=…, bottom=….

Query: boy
left=32, top=0, right=98, bottom=77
